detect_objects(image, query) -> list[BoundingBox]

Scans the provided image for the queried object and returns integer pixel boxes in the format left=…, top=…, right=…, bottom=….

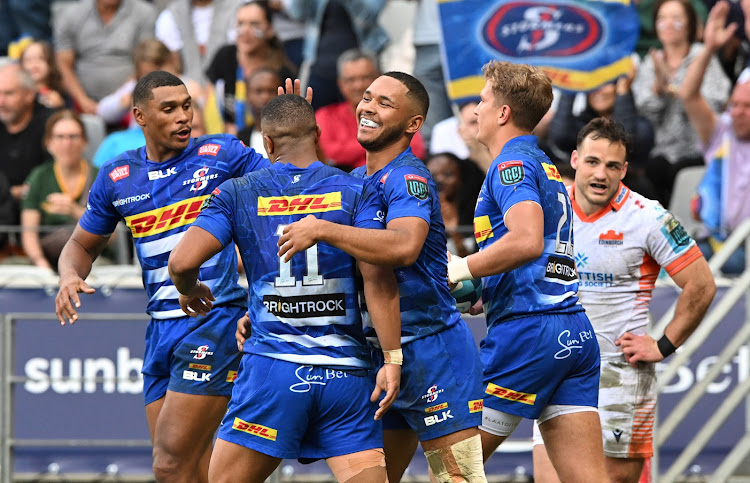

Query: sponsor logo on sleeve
left=661, top=215, right=690, bottom=249
left=404, top=174, right=429, bottom=200
left=469, top=399, right=484, bottom=413
left=198, top=143, right=221, bottom=156
left=598, top=230, right=624, bottom=246
left=485, top=383, right=536, bottom=405
left=474, top=215, right=494, bottom=243
left=542, top=162, right=562, bottom=182
left=232, top=418, right=277, bottom=441
left=498, top=160, right=524, bottom=185
left=124, top=195, right=210, bottom=238
left=109, top=166, right=130, bottom=182
left=257, top=193, right=342, bottom=215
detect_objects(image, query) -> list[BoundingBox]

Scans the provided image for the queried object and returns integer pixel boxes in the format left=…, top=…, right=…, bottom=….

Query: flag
left=438, top=0, right=639, bottom=102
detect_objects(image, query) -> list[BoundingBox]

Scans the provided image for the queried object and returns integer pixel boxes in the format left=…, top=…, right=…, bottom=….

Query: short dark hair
left=133, top=70, right=185, bottom=107
left=261, top=94, right=317, bottom=139
left=576, top=117, right=631, bottom=160
left=383, top=71, right=430, bottom=117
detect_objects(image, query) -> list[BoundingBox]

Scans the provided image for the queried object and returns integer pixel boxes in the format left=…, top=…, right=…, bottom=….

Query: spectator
left=0, top=0, right=52, bottom=57
left=548, top=69, right=657, bottom=199
left=315, top=49, right=425, bottom=171
left=54, top=0, right=157, bottom=114
left=237, top=67, right=280, bottom=151
left=282, top=0, right=388, bottom=110
left=21, top=110, right=97, bottom=271
left=632, top=0, right=730, bottom=204
left=635, top=0, right=707, bottom=57
left=206, top=0, right=295, bottom=134
left=155, top=0, right=240, bottom=85
left=679, top=1, right=749, bottom=273
left=19, top=40, right=69, bottom=110
left=430, top=100, right=475, bottom=160
left=426, top=152, right=483, bottom=257
left=0, top=63, right=55, bottom=215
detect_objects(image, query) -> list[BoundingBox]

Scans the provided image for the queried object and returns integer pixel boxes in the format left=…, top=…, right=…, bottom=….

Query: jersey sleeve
left=21, top=167, right=44, bottom=211
left=191, top=180, right=237, bottom=247
left=645, top=205, right=702, bottom=277
left=486, top=156, right=542, bottom=216
left=78, top=168, right=122, bottom=236
left=352, top=183, right=386, bottom=229
left=381, top=165, right=433, bottom=224
left=226, top=135, right=270, bottom=177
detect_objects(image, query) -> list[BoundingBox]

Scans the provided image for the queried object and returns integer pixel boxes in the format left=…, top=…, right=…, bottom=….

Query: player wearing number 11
left=446, top=61, right=609, bottom=482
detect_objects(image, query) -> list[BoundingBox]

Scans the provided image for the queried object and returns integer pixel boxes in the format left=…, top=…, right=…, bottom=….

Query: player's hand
left=178, top=281, right=215, bottom=317
left=236, top=311, right=252, bottom=351
left=371, top=363, right=401, bottom=420
left=468, top=298, right=483, bottom=316
left=278, top=77, right=313, bottom=105
left=278, top=214, right=320, bottom=262
left=615, top=332, right=663, bottom=367
left=55, top=275, right=95, bottom=325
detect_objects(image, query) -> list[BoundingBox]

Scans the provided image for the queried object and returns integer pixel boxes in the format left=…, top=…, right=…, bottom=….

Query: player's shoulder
left=189, top=133, right=243, bottom=155
left=98, top=149, right=145, bottom=181
left=622, top=189, right=666, bottom=223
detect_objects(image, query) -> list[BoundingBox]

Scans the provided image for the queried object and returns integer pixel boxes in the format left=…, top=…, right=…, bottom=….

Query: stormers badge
left=498, top=160, right=524, bottom=185
left=405, top=174, right=429, bottom=200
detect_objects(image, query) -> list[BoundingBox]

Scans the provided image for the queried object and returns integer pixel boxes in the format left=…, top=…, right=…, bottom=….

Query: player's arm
left=448, top=201, right=544, bottom=282
left=279, top=215, right=429, bottom=267
left=359, top=261, right=401, bottom=419
left=617, top=256, right=716, bottom=366
left=168, top=226, right=225, bottom=317
left=55, top=225, right=111, bottom=325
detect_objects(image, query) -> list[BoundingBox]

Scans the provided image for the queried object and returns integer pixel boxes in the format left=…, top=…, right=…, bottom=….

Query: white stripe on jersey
left=151, top=278, right=219, bottom=301
left=151, top=308, right=189, bottom=319
left=137, top=231, right=184, bottom=259
left=274, top=333, right=361, bottom=348
left=145, top=252, right=222, bottom=284
left=261, top=352, right=369, bottom=368
left=539, top=291, right=579, bottom=305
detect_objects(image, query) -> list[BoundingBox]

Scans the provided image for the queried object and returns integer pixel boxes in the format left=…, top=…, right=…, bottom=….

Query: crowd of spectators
left=0, top=0, right=749, bottom=274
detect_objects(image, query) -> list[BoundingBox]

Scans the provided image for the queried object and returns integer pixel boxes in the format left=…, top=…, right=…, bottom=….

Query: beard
left=358, top=119, right=409, bottom=152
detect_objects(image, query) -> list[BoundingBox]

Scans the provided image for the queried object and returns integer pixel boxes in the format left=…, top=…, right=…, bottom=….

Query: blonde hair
left=482, top=61, right=553, bottom=132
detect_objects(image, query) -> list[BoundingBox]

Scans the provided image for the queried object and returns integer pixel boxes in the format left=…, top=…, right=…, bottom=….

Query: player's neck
left=145, top=143, right=182, bottom=163
left=275, top=154, right=318, bottom=169
left=365, top=140, right=410, bottom=175
left=487, top=127, right=529, bottom=159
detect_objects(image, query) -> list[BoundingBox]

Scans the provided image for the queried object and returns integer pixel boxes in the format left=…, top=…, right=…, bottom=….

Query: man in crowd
left=532, top=118, right=716, bottom=483
left=169, top=93, right=401, bottom=483
left=55, top=70, right=273, bottom=481
left=446, top=60, right=609, bottom=482
left=276, top=72, right=487, bottom=483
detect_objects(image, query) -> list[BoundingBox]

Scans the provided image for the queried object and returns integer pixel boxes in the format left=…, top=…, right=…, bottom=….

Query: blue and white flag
left=438, top=0, right=639, bottom=102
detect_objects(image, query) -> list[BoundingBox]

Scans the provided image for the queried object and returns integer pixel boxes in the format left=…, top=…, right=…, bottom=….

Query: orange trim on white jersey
left=569, top=183, right=630, bottom=224
left=664, top=245, right=703, bottom=276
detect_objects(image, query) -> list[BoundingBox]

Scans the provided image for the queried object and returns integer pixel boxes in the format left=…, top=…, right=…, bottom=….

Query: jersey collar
left=570, top=182, right=630, bottom=223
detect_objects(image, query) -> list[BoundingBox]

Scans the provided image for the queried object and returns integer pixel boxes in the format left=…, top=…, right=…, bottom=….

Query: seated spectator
left=632, top=0, right=731, bottom=203
left=19, top=40, right=69, bottom=110
left=548, top=69, right=657, bottom=199
left=282, top=0, right=388, bottom=110
left=315, top=49, right=425, bottom=171
left=205, top=0, right=295, bottom=134
left=21, top=110, right=97, bottom=271
left=426, top=152, right=484, bottom=257
left=155, top=0, right=239, bottom=85
left=0, top=63, right=55, bottom=215
left=54, top=0, right=157, bottom=114
left=237, top=67, right=280, bottom=152
left=430, top=100, right=476, bottom=160
left=678, top=2, right=750, bottom=274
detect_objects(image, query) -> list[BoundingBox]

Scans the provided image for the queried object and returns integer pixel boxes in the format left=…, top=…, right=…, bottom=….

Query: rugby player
left=446, top=61, right=608, bottom=482
left=168, top=94, right=401, bottom=483
left=54, top=71, right=298, bottom=481
left=275, top=72, right=487, bottom=483
left=532, top=119, right=715, bottom=483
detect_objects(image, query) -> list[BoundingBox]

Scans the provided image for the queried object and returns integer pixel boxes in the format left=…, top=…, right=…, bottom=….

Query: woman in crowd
left=205, top=0, right=295, bottom=134
left=21, top=110, right=96, bottom=271
left=19, top=40, right=68, bottom=109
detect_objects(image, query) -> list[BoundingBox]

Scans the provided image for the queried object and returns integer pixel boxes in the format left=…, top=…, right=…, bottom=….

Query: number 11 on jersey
left=275, top=224, right=324, bottom=287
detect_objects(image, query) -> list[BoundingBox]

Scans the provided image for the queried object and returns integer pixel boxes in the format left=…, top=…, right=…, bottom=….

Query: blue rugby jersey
left=351, top=148, right=463, bottom=346
left=80, top=134, right=268, bottom=319
left=192, top=161, right=384, bottom=370
left=474, top=135, right=582, bottom=329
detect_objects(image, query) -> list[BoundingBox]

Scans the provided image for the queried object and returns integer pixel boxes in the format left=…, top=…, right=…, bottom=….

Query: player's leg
left=606, top=457, right=646, bottom=483
left=530, top=419, right=562, bottom=483
left=209, top=438, right=282, bottom=483
left=478, top=407, right=520, bottom=462
left=327, top=449, right=387, bottom=483
left=152, top=392, right=230, bottom=482
left=422, top=427, right=486, bottom=483
left=538, top=409, right=608, bottom=482
left=383, top=428, right=419, bottom=482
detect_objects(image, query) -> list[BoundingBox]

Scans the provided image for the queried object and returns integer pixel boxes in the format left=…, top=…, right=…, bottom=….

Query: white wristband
left=383, top=349, right=403, bottom=366
left=447, top=256, right=473, bottom=283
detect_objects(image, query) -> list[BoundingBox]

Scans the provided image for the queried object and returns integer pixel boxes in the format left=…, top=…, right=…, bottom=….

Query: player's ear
left=405, top=114, right=424, bottom=135
left=621, top=161, right=629, bottom=180
left=263, top=134, right=274, bottom=158
left=133, top=105, right=146, bottom=127
left=570, top=150, right=579, bottom=170
left=315, top=124, right=322, bottom=143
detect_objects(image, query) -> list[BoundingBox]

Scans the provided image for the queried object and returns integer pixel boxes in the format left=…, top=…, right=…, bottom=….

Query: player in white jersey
left=532, top=118, right=716, bottom=483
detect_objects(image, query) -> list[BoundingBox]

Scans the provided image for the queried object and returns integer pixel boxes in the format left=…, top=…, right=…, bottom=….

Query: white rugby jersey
left=570, top=183, right=702, bottom=357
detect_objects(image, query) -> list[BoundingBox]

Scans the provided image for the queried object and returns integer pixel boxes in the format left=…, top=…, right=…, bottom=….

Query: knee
left=152, top=446, right=189, bottom=481
left=424, top=434, right=487, bottom=483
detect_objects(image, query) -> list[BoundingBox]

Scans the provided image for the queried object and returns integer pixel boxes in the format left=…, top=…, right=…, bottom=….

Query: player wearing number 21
left=446, top=61, right=610, bottom=482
